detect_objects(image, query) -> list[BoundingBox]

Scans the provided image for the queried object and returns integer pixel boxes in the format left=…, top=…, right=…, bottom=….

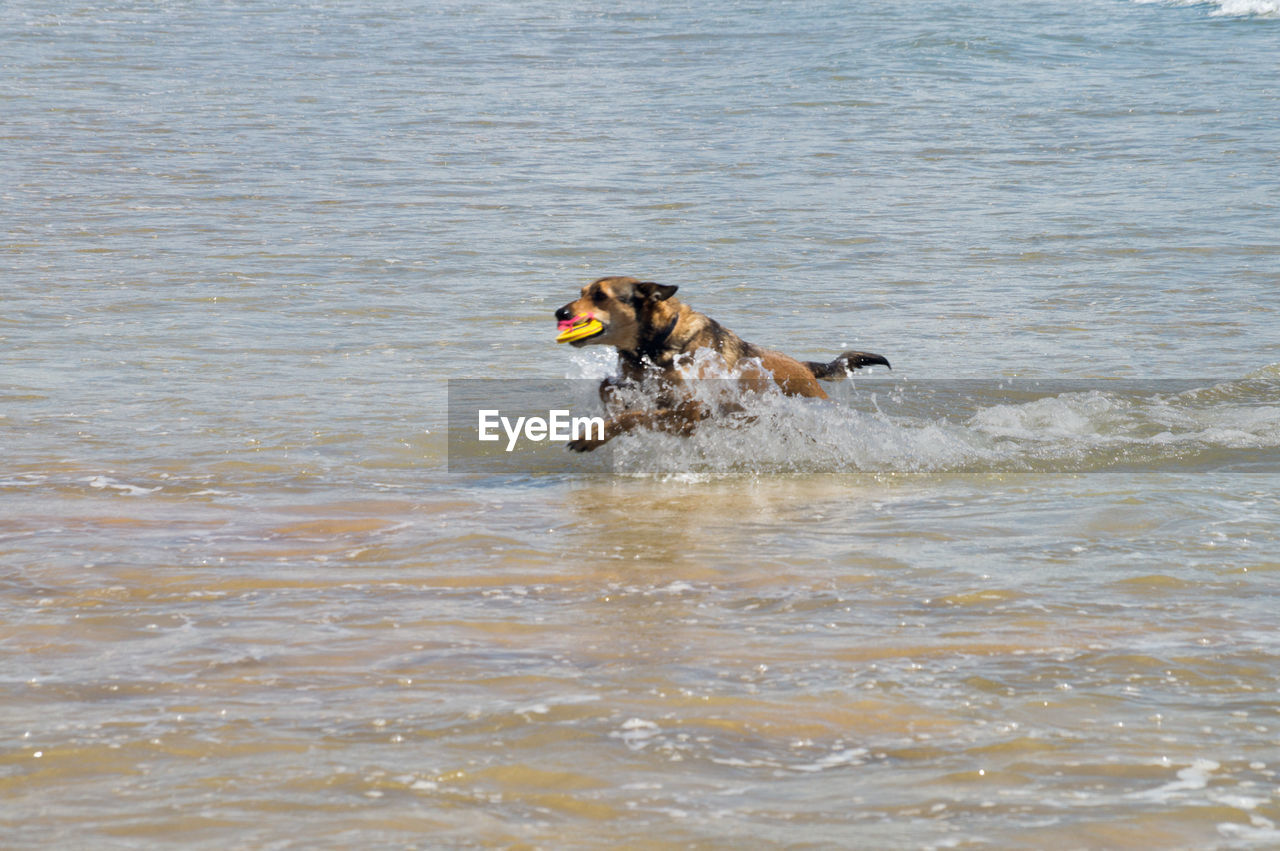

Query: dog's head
left=554, top=276, right=679, bottom=351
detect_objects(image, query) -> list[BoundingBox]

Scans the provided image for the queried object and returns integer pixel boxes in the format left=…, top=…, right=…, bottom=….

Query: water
left=3, top=0, right=1280, bottom=846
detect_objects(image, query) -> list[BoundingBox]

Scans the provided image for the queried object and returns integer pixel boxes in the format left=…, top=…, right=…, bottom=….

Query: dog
left=554, top=276, right=890, bottom=452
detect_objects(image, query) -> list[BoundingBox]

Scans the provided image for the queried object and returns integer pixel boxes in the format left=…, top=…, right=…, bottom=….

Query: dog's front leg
left=567, top=399, right=707, bottom=452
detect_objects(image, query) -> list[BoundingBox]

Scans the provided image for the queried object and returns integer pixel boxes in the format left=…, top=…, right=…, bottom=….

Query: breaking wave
left=1135, top=0, right=1280, bottom=18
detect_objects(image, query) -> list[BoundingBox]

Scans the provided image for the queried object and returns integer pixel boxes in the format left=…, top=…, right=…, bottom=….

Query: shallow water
left=4, top=0, right=1280, bottom=847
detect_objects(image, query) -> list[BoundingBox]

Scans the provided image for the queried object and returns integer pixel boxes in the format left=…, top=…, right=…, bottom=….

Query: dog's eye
left=592, top=291, right=607, bottom=305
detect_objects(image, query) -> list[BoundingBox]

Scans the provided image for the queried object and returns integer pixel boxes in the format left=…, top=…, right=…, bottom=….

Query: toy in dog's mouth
left=556, top=313, right=605, bottom=344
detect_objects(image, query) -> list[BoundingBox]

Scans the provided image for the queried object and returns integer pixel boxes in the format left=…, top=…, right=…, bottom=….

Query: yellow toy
left=556, top=314, right=604, bottom=343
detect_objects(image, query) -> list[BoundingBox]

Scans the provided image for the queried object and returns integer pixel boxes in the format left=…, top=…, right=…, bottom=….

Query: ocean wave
left=1136, top=0, right=1280, bottom=18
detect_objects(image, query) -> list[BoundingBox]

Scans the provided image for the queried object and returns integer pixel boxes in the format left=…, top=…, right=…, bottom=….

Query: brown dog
left=555, top=275, right=890, bottom=451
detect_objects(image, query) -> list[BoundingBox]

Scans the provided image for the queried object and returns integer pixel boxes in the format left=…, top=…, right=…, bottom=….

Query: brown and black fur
left=555, top=275, right=890, bottom=451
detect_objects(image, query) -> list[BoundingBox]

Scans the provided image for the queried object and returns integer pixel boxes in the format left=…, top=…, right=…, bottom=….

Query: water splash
left=565, top=359, right=1280, bottom=476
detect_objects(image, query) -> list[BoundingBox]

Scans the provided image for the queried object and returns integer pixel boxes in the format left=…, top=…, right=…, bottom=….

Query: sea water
left=3, top=0, right=1280, bottom=847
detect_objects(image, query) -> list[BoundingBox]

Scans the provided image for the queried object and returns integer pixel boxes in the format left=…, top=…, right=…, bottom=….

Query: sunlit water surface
left=4, top=0, right=1280, bottom=847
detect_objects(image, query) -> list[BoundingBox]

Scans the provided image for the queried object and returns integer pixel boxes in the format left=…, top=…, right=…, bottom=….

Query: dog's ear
left=634, top=282, right=678, bottom=304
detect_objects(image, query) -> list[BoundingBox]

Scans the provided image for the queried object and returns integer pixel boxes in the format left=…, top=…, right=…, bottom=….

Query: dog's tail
left=805, top=350, right=891, bottom=379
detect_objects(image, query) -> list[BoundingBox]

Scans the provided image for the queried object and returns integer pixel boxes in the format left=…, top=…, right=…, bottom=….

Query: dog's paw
left=567, top=436, right=607, bottom=452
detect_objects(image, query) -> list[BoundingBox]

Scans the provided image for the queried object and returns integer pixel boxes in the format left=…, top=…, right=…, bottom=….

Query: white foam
left=1136, top=0, right=1280, bottom=17
left=571, top=360, right=1280, bottom=475
left=788, top=747, right=869, bottom=773
left=562, top=352, right=1280, bottom=476
left=1218, top=815, right=1280, bottom=844
left=85, top=476, right=161, bottom=496
left=565, top=347, right=617, bottom=380
left=1131, top=758, right=1220, bottom=801
left=1210, top=0, right=1280, bottom=15
left=0, top=475, right=45, bottom=487
left=613, top=718, right=661, bottom=751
